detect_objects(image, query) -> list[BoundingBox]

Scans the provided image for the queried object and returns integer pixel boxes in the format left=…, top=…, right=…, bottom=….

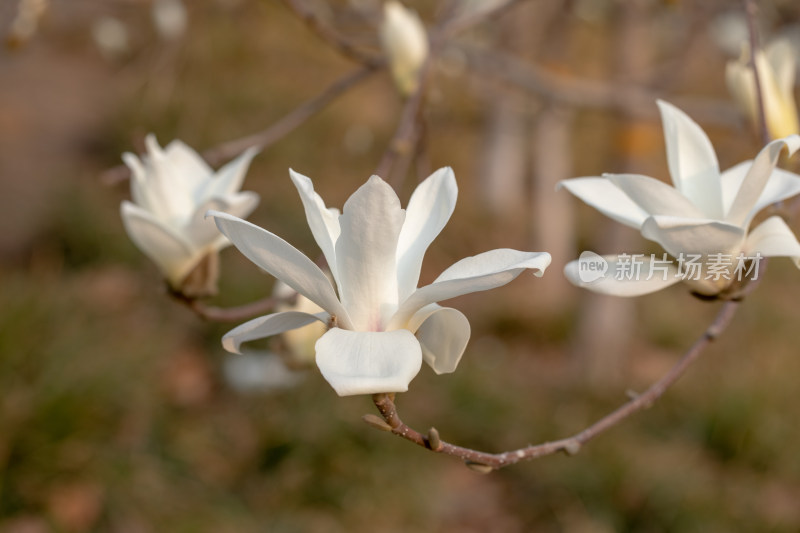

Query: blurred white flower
left=92, top=17, right=129, bottom=60
left=121, top=135, right=259, bottom=292
left=379, top=1, right=428, bottom=96
left=223, top=351, right=304, bottom=393
left=560, top=100, right=800, bottom=297
left=152, top=0, right=188, bottom=41
left=210, top=168, right=550, bottom=396
left=726, top=37, right=799, bottom=139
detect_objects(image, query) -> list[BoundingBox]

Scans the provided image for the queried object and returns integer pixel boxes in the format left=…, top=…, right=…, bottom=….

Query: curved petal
left=641, top=215, right=745, bottom=257
left=743, top=216, right=800, bottom=267
left=396, top=167, right=458, bottom=301
left=557, top=177, right=649, bottom=229
left=657, top=100, right=723, bottom=218
left=204, top=146, right=259, bottom=198
left=719, top=160, right=751, bottom=215
left=144, top=135, right=196, bottom=221
left=121, top=201, right=197, bottom=285
left=408, top=304, right=470, bottom=374
left=210, top=211, right=353, bottom=328
left=335, top=176, right=405, bottom=331
left=725, top=135, right=800, bottom=227
left=207, top=192, right=261, bottom=251
left=750, top=168, right=800, bottom=221
left=164, top=138, right=213, bottom=181
left=389, top=249, right=551, bottom=329
left=222, top=310, right=329, bottom=354
left=606, top=173, right=705, bottom=218
left=289, top=169, right=341, bottom=281
left=315, top=328, right=422, bottom=396
left=564, top=255, right=682, bottom=297
left=186, top=199, right=232, bottom=249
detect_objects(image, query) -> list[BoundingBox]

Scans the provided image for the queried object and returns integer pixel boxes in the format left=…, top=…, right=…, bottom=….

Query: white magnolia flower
left=273, top=280, right=327, bottom=366
left=379, top=1, right=429, bottom=96
left=121, top=134, right=259, bottom=289
left=726, top=37, right=799, bottom=139
left=560, top=100, right=800, bottom=297
left=210, top=168, right=550, bottom=396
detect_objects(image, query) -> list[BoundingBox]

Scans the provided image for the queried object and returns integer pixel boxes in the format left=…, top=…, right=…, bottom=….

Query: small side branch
left=371, top=300, right=741, bottom=471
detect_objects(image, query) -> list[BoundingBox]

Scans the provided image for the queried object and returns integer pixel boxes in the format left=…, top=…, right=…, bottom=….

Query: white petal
left=606, top=173, right=705, bottom=218
left=121, top=201, right=197, bottom=285
left=564, top=255, right=682, bottom=297
left=743, top=216, right=800, bottom=267
left=335, top=176, right=405, bottom=331
left=222, top=311, right=329, bottom=354
left=408, top=304, right=470, bottom=374
left=725, top=135, right=800, bottom=227
left=396, top=167, right=458, bottom=301
left=207, top=191, right=261, bottom=251
left=719, top=161, right=751, bottom=215
left=657, top=100, right=723, bottom=218
left=210, top=211, right=353, bottom=328
left=289, top=169, right=341, bottom=281
left=751, top=168, right=800, bottom=220
left=315, top=328, right=422, bottom=396
left=204, top=146, right=259, bottom=198
left=557, top=177, right=649, bottom=229
left=767, top=38, right=797, bottom=97
left=144, top=135, right=196, bottom=221
left=164, top=138, right=213, bottom=185
left=641, top=215, right=745, bottom=257
left=390, top=249, right=550, bottom=329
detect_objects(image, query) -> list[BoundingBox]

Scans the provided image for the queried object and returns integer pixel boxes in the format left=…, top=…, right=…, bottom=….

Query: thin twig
left=374, top=58, right=432, bottom=186
left=171, top=292, right=294, bottom=323
left=434, top=0, right=530, bottom=41
left=280, top=0, right=381, bottom=67
left=103, top=65, right=377, bottom=185
left=464, top=46, right=740, bottom=127
left=372, top=299, right=742, bottom=470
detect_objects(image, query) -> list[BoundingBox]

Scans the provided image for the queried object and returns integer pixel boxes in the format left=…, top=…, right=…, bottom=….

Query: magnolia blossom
left=560, top=100, right=800, bottom=297
left=726, top=38, right=799, bottom=139
left=121, top=135, right=259, bottom=289
left=273, top=281, right=327, bottom=366
left=379, top=1, right=429, bottom=96
left=210, top=168, right=550, bottom=396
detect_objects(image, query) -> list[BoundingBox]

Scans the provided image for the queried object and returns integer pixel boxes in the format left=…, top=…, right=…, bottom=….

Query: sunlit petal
left=408, top=304, right=470, bottom=374
left=335, top=176, right=405, bottom=331
left=210, top=211, right=353, bottom=328
left=222, top=311, right=329, bottom=354
left=315, top=328, right=422, bottom=396
left=289, top=169, right=341, bottom=281
left=607, top=173, right=705, bottom=218
left=641, top=215, right=745, bottom=257
left=396, top=167, right=457, bottom=301
left=743, top=216, right=800, bottom=267
left=657, top=100, right=723, bottom=218
left=557, top=177, right=649, bottom=229
left=564, top=256, right=682, bottom=297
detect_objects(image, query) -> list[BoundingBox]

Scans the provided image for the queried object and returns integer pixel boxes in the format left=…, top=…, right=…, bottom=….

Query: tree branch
left=371, top=299, right=742, bottom=471
left=103, top=65, right=377, bottom=185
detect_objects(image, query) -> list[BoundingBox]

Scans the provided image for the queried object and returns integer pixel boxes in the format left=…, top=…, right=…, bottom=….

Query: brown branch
left=103, top=65, right=377, bottom=185
left=375, top=59, right=432, bottom=186
left=371, top=299, right=742, bottom=471
left=464, top=46, right=740, bottom=128
left=434, top=0, right=530, bottom=41
left=279, top=0, right=381, bottom=67
left=171, top=292, right=295, bottom=323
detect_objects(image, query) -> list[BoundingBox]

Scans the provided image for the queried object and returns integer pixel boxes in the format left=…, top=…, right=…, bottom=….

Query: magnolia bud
left=379, top=1, right=429, bottom=96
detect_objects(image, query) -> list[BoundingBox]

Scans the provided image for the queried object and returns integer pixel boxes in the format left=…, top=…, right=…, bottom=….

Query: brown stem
left=280, top=0, right=381, bottom=67
left=372, top=299, right=742, bottom=471
left=171, top=291, right=295, bottom=323
left=103, top=65, right=377, bottom=185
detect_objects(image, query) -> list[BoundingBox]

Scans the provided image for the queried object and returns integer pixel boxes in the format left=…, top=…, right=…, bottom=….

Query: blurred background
left=2, top=0, right=800, bottom=531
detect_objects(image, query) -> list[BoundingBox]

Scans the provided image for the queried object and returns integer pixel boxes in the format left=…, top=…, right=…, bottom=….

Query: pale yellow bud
left=379, top=1, right=429, bottom=96
left=726, top=38, right=799, bottom=140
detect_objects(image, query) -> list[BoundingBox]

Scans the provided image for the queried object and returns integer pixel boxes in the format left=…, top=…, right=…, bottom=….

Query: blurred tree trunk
left=574, top=0, right=655, bottom=387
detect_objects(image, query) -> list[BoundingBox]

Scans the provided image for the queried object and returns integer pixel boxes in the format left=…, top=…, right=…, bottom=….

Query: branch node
left=362, top=414, right=393, bottom=432
left=465, top=461, right=494, bottom=474
left=426, top=427, right=443, bottom=451
left=562, top=440, right=581, bottom=456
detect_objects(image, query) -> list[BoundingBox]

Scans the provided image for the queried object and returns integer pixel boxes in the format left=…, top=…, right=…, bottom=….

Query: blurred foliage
left=2, top=0, right=800, bottom=531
